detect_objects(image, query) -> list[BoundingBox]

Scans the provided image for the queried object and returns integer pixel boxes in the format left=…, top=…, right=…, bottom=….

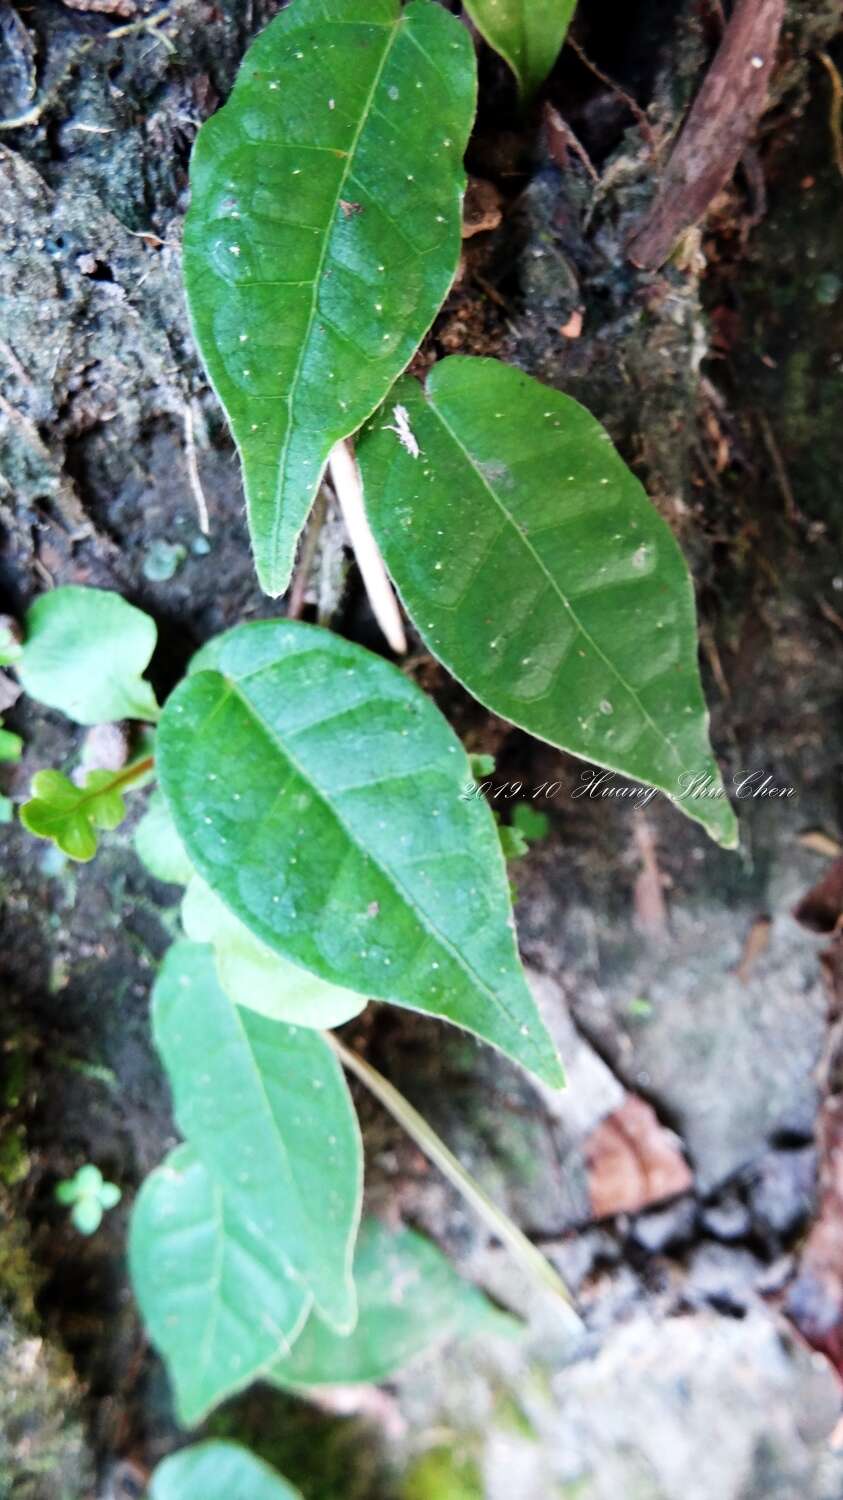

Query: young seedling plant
left=6, top=2, right=738, bottom=1492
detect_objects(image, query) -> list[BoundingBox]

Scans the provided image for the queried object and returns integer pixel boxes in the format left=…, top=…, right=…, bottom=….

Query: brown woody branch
left=627, top=0, right=786, bottom=271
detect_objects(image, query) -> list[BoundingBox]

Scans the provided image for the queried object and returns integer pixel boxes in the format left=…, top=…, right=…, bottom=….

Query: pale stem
left=326, top=1032, right=581, bottom=1320
left=183, top=402, right=210, bottom=535
left=327, top=439, right=407, bottom=655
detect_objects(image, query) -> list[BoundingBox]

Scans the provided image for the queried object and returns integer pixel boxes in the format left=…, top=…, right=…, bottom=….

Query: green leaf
left=497, top=821, right=529, bottom=862
left=150, top=1442, right=303, bottom=1500
left=17, top=587, right=159, bottom=725
left=0, top=723, right=22, bottom=762
left=71, top=1198, right=103, bottom=1234
left=269, top=1215, right=514, bottom=1389
left=152, top=941, right=363, bottom=1333
left=156, top=620, right=563, bottom=1087
left=183, top=0, right=476, bottom=597
left=134, top=789, right=194, bottom=886
left=0, top=620, right=22, bottom=667
left=20, top=768, right=127, bottom=862
left=358, top=357, right=738, bottom=850
left=511, top=803, right=549, bottom=843
left=56, top=1164, right=121, bottom=1234
left=182, top=875, right=366, bottom=1029
left=130, top=1145, right=310, bottom=1425
left=468, top=752, right=495, bottom=779
left=464, top=0, right=576, bottom=98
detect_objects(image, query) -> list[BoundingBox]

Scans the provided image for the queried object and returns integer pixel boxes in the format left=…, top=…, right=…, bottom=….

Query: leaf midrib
left=426, top=392, right=684, bottom=772
left=268, top=12, right=405, bottom=580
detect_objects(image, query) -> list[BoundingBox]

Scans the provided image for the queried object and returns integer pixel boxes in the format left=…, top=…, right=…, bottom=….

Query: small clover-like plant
left=21, top=764, right=147, bottom=862
left=9, top=0, right=741, bottom=1460
left=56, top=1164, right=122, bottom=1235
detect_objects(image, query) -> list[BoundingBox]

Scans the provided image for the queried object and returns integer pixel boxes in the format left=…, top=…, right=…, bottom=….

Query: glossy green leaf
left=358, top=358, right=737, bottom=849
left=16, top=587, right=159, bottom=725
left=150, top=1442, right=302, bottom=1500
left=183, top=0, right=476, bottom=598
left=181, top=875, right=366, bottom=1028
left=152, top=941, right=363, bottom=1332
left=269, top=1215, right=515, bottom=1389
left=134, top=789, right=194, bottom=886
left=130, top=1145, right=310, bottom=1425
left=156, top=620, right=563, bottom=1086
left=20, top=768, right=127, bottom=861
left=464, top=0, right=576, bottom=98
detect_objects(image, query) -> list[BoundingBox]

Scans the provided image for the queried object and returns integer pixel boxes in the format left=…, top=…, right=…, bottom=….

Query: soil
left=2, top=2, right=843, bottom=1497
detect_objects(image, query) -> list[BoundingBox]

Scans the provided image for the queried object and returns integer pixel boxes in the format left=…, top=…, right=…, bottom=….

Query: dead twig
left=756, top=408, right=802, bottom=528
left=819, top=598, right=843, bottom=637
left=543, top=103, right=599, bottom=185
left=565, top=34, right=654, bottom=148
left=628, top=0, right=785, bottom=270
left=106, top=2, right=177, bottom=50
left=0, top=41, right=93, bottom=132
left=0, top=3, right=176, bottom=132
left=818, top=51, right=843, bottom=181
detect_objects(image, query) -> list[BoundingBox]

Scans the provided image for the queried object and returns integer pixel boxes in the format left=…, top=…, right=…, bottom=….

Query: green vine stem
left=326, top=1031, right=581, bottom=1320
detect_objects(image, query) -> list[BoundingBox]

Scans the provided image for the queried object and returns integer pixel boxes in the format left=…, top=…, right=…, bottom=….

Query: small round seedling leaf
left=17, top=586, right=159, bottom=725
left=71, top=1198, right=103, bottom=1235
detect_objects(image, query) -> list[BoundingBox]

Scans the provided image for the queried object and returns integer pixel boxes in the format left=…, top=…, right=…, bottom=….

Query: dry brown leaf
left=585, top=1095, right=693, bottom=1220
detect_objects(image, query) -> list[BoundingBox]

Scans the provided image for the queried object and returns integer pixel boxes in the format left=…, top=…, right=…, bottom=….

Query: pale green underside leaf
left=182, top=874, right=366, bottom=1028
left=156, top=620, right=563, bottom=1086
left=134, top=790, right=194, bottom=886
left=150, top=1442, right=303, bottom=1500
left=17, top=586, right=159, bottom=725
left=358, top=357, right=737, bottom=849
left=129, top=1144, right=311, bottom=1426
left=269, top=1215, right=516, bottom=1389
left=464, top=0, right=576, bottom=97
left=151, top=941, right=363, bottom=1332
left=183, top=0, right=476, bottom=596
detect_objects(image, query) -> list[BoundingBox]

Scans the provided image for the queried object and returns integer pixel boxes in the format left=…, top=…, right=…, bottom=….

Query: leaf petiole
left=76, top=753, right=156, bottom=805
